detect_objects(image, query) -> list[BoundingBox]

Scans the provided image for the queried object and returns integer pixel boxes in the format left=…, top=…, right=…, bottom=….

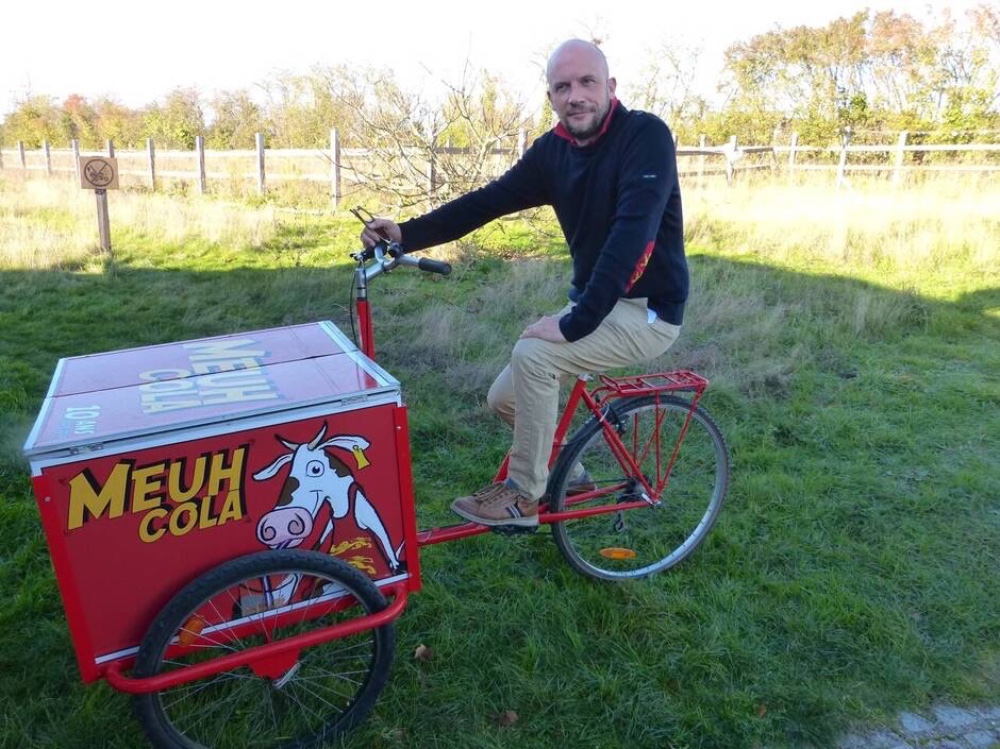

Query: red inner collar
left=553, top=98, right=619, bottom=145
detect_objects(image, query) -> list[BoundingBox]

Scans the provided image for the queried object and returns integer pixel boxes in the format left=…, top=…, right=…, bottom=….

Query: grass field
left=1, top=170, right=998, bottom=749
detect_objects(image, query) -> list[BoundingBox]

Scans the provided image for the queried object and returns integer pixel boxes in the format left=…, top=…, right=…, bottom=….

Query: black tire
left=549, top=395, right=729, bottom=581
left=132, top=550, right=396, bottom=749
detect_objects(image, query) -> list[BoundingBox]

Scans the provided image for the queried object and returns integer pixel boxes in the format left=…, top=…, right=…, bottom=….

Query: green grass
left=1, top=172, right=999, bottom=749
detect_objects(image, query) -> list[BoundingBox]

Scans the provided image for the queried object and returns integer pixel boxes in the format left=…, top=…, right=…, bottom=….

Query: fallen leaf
left=414, top=644, right=433, bottom=662
left=496, top=709, right=518, bottom=727
left=756, top=703, right=767, bottom=718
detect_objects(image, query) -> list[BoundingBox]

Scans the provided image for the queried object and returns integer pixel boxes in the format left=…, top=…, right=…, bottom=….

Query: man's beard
left=564, top=99, right=610, bottom=141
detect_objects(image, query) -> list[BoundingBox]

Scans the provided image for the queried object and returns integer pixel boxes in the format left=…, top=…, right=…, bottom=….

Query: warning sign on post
left=80, top=157, right=119, bottom=190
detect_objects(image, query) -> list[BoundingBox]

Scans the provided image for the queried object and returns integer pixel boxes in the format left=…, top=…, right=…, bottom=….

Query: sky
left=0, top=0, right=985, bottom=119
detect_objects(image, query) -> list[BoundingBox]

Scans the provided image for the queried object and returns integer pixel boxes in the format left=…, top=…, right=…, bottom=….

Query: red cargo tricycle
left=23, top=240, right=729, bottom=749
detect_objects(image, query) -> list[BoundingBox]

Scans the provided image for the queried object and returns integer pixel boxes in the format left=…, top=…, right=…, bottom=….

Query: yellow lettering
left=142, top=379, right=194, bottom=393
left=139, top=368, right=189, bottom=382
left=67, top=463, right=131, bottom=530
left=206, top=447, right=246, bottom=497
left=191, top=357, right=261, bottom=374
left=167, top=456, right=207, bottom=503
left=141, top=398, right=203, bottom=413
left=184, top=339, right=266, bottom=361
left=169, top=503, right=198, bottom=537
left=131, top=463, right=167, bottom=513
left=197, top=371, right=264, bottom=389
left=139, top=508, right=168, bottom=543
left=197, top=495, right=219, bottom=530
left=199, top=386, right=279, bottom=405
left=216, top=489, right=244, bottom=524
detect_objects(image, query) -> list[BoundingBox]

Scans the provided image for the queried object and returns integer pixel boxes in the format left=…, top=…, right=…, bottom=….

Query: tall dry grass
left=5, top=169, right=996, bottom=280
left=683, top=174, right=1000, bottom=287
left=655, top=173, right=1000, bottom=396
left=0, top=173, right=281, bottom=270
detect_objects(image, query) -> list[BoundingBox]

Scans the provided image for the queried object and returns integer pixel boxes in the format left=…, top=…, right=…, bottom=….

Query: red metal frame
left=104, top=582, right=408, bottom=694
left=349, top=267, right=713, bottom=550
left=357, top=298, right=375, bottom=359
left=412, top=372, right=710, bottom=546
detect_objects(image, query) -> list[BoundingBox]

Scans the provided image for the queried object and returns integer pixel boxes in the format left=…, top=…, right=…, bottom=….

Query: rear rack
left=595, top=370, right=709, bottom=398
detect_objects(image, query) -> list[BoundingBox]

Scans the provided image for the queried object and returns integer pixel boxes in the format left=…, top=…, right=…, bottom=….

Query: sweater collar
left=553, top=98, right=621, bottom=146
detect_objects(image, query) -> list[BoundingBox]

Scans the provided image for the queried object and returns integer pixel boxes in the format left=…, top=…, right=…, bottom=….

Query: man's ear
left=608, top=77, right=617, bottom=97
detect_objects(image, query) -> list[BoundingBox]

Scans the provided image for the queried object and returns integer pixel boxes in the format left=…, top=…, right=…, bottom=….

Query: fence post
left=147, top=138, right=156, bottom=190
left=196, top=136, right=206, bottom=194
left=330, top=128, right=341, bottom=206
left=836, top=127, right=852, bottom=188
left=43, top=140, right=52, bottom=174
left=892, top=131, right=908, bottom=186
left=725, top=136, right=738, bottom=185
left=256, top=132, right=266, bottom=195
left=96, top=189, right=112, bottom=255
left=18, top=141, right=26, bottom=169
left=697, top=135, right=707, bottom=185
left=71, top=140, right=81, bottom=181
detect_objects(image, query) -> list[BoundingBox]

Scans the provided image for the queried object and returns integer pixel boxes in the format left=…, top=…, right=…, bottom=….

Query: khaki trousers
left=486, top=297, right=681, bottom=499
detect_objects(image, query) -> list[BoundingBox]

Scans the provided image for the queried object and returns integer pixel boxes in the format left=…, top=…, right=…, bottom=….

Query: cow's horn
left=308, top=423, right=328, bottom=450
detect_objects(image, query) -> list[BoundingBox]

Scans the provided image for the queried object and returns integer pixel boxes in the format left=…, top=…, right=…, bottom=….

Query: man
left=360, top=38, right=687, bottom=528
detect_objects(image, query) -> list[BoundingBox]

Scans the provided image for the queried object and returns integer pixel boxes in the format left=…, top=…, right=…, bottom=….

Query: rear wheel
left=549, top=395, right=729, bottom=581
left=133, top=550, right=395, bottom=749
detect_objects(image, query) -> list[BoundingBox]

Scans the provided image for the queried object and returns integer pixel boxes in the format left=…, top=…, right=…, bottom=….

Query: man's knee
left=511, top=337, right=553, bottom=372
left=486, top=380, right=513, bottom=421
left=486, top=365, right=515, bottom=424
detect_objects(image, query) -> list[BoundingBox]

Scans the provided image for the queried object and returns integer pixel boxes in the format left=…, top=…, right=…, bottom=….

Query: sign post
left=79, top=156, right=119, bottom=254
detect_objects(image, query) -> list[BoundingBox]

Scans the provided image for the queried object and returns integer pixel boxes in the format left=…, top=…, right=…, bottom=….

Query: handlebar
left=351, top=242, right=452, bottom=282
left=349, top=241, right=451, bottom=358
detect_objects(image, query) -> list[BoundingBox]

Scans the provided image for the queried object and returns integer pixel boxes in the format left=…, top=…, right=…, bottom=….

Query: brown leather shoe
left=451, top=483, right=539, bottom=527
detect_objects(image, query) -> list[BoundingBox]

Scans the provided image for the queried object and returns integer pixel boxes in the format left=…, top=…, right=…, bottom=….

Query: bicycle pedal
left=490, top=524, right=538, bottom=536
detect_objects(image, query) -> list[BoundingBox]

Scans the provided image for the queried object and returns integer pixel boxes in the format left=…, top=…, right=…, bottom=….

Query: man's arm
left=398, top=144, right=549, bottom=252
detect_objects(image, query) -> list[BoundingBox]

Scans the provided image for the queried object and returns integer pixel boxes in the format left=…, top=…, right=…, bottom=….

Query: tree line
left=2, top=5, right=998, bottom=157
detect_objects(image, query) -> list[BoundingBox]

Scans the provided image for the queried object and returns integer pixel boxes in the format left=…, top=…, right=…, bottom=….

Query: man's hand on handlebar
left=360, top=217, right=402, bottom=249
left=352, top=207, right=451, bottom=276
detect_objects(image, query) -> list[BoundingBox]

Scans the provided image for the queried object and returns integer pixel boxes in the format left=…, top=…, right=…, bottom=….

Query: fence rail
left=2, top=130, right=998, bottom=202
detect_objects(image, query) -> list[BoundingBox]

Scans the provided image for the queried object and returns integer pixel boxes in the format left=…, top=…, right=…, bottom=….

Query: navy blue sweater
left=399, top=102, right=688, bottom=342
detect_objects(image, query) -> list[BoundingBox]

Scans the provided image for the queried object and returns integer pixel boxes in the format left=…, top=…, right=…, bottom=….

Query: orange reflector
left=599, top=547, right=637, bottom=560
left=178, top=615, right=207, bottom=646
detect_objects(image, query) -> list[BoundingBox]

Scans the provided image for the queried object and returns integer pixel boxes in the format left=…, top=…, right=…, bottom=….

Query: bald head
left=546, top=39, right=610, bottom=84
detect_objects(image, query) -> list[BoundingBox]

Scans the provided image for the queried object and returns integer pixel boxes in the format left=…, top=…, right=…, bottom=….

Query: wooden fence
left=2, top=129, right=998, bottom=203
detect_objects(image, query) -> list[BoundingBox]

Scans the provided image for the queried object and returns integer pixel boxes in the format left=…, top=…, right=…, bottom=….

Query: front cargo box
left=22, top=321, right=419, bottom=682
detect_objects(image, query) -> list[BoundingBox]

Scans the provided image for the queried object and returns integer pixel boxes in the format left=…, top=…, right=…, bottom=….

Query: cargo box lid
left=23, top=321, right=400, bottom=458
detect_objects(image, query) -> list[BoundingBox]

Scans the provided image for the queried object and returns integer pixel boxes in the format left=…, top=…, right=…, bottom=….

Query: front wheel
left=549, top=395, right=730, bottom=581
left=132, top=550, right=396, bottom=749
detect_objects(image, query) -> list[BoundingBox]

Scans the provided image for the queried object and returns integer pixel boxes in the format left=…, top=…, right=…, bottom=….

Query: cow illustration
left=252, top=423, right=401, bottom=573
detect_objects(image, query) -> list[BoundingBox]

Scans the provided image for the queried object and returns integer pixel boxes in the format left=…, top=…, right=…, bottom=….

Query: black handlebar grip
left=417, top=257, right=452, bottom=275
